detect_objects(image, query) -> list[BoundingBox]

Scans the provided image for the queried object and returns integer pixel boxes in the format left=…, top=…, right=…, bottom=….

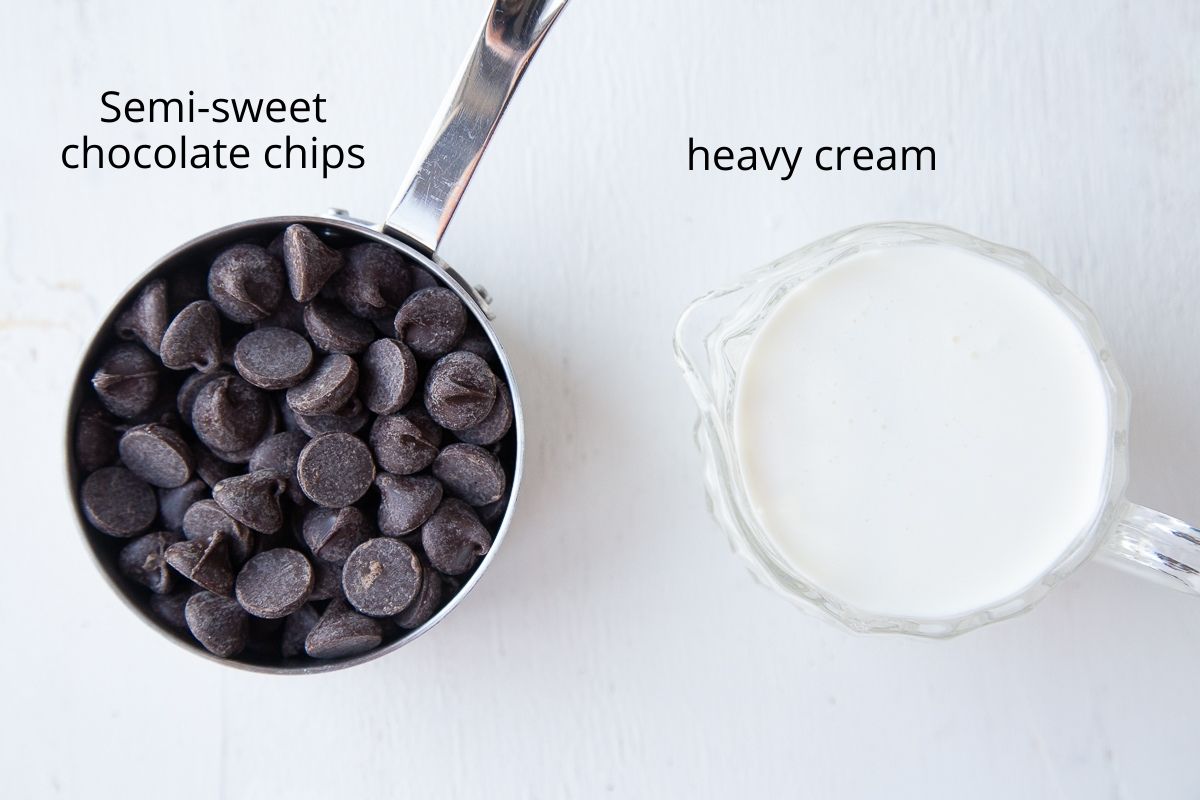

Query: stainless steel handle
left=383, top=0, right=569, bottom=254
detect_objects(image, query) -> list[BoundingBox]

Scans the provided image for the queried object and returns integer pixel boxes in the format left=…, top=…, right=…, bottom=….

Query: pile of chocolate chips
left=72, top=224, right=514, bottom=663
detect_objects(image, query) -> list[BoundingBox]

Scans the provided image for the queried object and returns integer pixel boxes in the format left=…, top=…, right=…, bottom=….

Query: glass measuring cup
left=675, top=222, right=1200, bottom=637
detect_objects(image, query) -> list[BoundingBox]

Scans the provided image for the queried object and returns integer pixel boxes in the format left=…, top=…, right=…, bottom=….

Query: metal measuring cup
left=65, top=0, right=569, bottom=673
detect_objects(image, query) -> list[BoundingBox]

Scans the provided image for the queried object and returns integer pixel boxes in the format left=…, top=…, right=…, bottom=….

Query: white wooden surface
left=3, top=1, right=1200, bottom=797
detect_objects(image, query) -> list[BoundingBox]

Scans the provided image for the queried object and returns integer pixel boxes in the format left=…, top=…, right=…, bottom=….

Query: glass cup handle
left=1099, top=501, right=1200, bottom=594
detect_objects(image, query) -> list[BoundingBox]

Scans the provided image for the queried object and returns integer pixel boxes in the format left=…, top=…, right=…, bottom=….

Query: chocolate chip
left=294, top=395, right=370, bottom=437
left=286, top=353, right=358, bottom=415
left=432, top=443, right=506, bottom=506
left=478, top=489, right=511, bottom=526
left=192, top=443, right=238, bottom=487
left=233, top=327, right=313, bottom=390
left=302, top=506, right=372, bottom=563
left=150, top=589, right=192, bottom=630
left=249, top=431, right=309, bottom=503
left=213, top=470, right=287, bottom=533
left=118, top=423, right=194, bottom=488
left=424, top=351, right=497, bottom=431
left=160, top=300, right=223, bottom=372
left=191, top=374, right=270, bottom=454
left=185, top=591, right=249, bottom=657
left=394, top=559, right=443, bottom=629
left=81, top=466, right=157, bottom=537
left=283, top=224, right=343, bottom=302
left=393, top=287, right=467, bottom=359
left=303, top=299, right=375, bottom=354
left=455, top=381, right=514, bottom=446
left=335, top=243, right=413, bottom=319
left=165, top=531, right=234, bottom=595
left=176, top=369, right=231, bottom=427
left=208, top=244, right=285, bottom=324
left=182, top=498, right=255, bottom=565
left=75, top=403, right=119, bottom=472
left=456, top=330, right=500, bottom=367
left=157, top=479, right=208, bottom=531
left=235, top=548, right=314, bottom=619
left=115, top=279, right=168, bottom=355
left=281, top=604, right=320, bottom=657
left=421, top=499, right=492, bottom=575
left=308, top=559, right=344, bottom=601
left=411, top=267, right=441, bottom=291
left=91, top=343, right=159, bottom=419
left=118, top=531, right=182, bottom=594
left=360, top=338, right=418, bottom=415
left=342, top=538, right=422, bottom=617
left=376, top=473, right=443, bottom=536
left=305, top=599, right=382, bottom=658
left=297, top=432, right=375, bottom=508
left=365, top=409, right=438, bottom=474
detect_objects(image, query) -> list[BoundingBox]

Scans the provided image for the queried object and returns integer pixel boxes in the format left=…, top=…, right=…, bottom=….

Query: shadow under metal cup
left=64, top=0, right=569, bottom=672
left=675, top=221, right=1200, bottom=637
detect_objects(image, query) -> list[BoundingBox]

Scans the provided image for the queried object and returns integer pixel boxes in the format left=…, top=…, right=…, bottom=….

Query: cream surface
left=735, top=245, right=1111, bottom=619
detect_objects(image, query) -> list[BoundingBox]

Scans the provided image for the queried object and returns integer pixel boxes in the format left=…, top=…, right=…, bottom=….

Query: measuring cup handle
left=382, top=0, right=569, bottom=254
left=1098, top=501, right=1200, bottom=594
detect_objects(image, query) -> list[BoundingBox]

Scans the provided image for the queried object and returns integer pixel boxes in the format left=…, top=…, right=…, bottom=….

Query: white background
left=3, top=1, right=1199, bottom=797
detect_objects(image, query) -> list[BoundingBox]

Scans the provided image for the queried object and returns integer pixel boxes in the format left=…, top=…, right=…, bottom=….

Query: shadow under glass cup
left=675, top=222, right=1200, bottom=637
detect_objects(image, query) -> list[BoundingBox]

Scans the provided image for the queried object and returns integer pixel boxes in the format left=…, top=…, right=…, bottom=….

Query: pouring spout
left=382, top=0, right=570, bottom=254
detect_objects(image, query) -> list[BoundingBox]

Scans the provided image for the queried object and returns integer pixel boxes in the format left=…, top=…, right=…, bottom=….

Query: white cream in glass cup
left=674, top=222, right=1200, bottom=637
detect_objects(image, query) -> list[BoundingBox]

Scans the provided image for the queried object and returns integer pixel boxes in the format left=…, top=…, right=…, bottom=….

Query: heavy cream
left=734, top=244, right=1110, bottom=620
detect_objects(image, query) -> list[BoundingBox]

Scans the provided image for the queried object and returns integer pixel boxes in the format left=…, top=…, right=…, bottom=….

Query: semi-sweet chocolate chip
left=424, top=351, right=497, bottom=430
left=394, top=559, right=443, bottom=630
left=368, top=409, right=442, bottom=474
left=336, top=243, right=413, bottom=319
left=213, top=470, right=287, bottom=533
left=191, top=374, right=270, bottom=454
left=302, top=506, right=372, bottom=564
left=455, top=381, right=514, bottom=446
left=160, top=300, right=222, bottom=372
left=185, top=591, right=249, bottom=657
left=235, top=548, right=314, bottom=619
left=81, top=466, right=158, bottom=537
left=303, top=300, right=375, bottom=354
left=115, top=279, right=168, bottom=355
left=281, top=604, right=320, bottom=658
left=119, top=531, right=182, bottom=594
left=75, top=403, right=119, bottom=472
left=165, top=531, right=234, bottom=595
left=208, top=244, right=285, bottom=324
left=393, top=287, right=467, bottom=359
left=249, top=431, right=309, bottom=503
left=304, top=599, right=382, bottom=659
left=421, top=499, right=492, bottom=575
left=182, top=498, right=255, bottom=565
left=286, top=353, right=358, bottom=415
left=376, top=473, right=443, bottom=536
left=157, top=479, right=209, bottom=532
left=293, top=396, right=370, bottom=437
left=283, top=224, right=343, bottom=303
left=177, top=369, right=230, bottom=427
left=342, top=538, right=422, bottom=617
left=118, top=423, right=194, bottom=488
left=234, top=327, right=313, bottom=390
left=91, top=343, right=160, bottom=419
left=432, top=443, right=506, bottom=506
left=150, top=589, right=192, bottom=630
left=361, top=338, right=417, bottom=415
left=297, top=432, right=376, bottom=508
